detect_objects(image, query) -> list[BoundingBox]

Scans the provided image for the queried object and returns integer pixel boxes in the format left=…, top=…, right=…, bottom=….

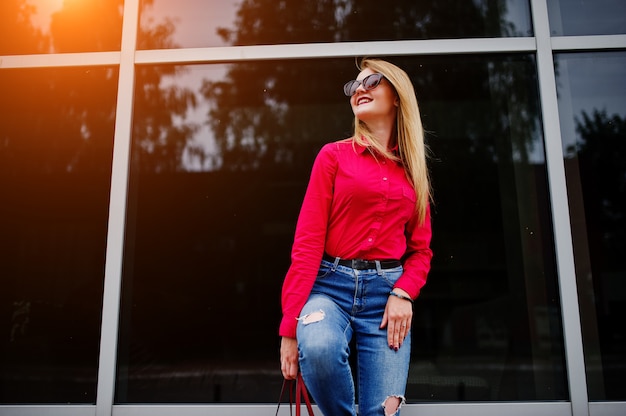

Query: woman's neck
left=367, top=121, right=396, bottom=149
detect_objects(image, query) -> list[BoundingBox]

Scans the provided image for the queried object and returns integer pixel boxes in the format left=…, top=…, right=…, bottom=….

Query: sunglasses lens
left=364, top=74, right=383, bottom=90
left=343, top=80, right=358, bottom=96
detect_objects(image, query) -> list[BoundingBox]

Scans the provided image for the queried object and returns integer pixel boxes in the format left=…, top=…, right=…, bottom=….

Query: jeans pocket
left=381, top=266, right=404, bottom=287
left=316, top=260, right=333, bottom=279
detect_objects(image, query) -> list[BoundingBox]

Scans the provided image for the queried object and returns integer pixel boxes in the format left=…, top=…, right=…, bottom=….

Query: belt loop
left=331, top=256, right=340, bottom=272
left=375, top=260, right=383, bottom=275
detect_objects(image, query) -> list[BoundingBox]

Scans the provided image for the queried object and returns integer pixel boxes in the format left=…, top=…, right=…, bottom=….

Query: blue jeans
left=296, top=259, right=410, bottom=416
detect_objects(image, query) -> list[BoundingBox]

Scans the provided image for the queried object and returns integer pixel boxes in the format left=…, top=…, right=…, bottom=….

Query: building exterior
left=0, top=0, right=624, bottom=415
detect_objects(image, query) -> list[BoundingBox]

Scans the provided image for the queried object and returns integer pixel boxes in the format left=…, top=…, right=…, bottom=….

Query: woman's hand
left=380, top=289, right=413, bottom=350
left=280, top=336, right=299, bottom=380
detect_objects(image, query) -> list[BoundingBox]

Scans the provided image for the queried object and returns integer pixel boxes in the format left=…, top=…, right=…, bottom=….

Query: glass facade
left=138, top=0, right=533, bottom=49
left=116, top=55, right=566, bottom=403
left=556, top=51, right=626, bottom=401
left=0, top=0, right=123, bottom=55
left=547, top=0, right=626, bottom=36
left=0, top=66, right=118, bottom=403
left=1, top=0, right=624, bottom=415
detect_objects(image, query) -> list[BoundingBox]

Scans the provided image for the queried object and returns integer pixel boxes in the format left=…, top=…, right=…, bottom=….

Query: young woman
left=279, top=58, right=433, bottom=416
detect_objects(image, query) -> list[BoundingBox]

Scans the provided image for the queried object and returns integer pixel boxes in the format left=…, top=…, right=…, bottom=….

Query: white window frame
left=1, top=1, right=625, bottom=415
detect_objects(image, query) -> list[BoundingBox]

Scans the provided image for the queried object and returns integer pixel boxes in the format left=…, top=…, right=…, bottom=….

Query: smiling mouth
left=357, top=97, right=372, bottom=105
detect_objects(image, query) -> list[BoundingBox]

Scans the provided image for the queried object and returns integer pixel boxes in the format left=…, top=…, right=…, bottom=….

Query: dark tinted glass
left=548, top=0, right=626, bottom=36
left=0, top=0, right=123, bottom=55
left=138, top=0, right=532, bottom=49
left=0, top=66, right=117, bottom=403
left=116, top=55, right=566, bottom=403
left=556, top=51, right=626, bottom=400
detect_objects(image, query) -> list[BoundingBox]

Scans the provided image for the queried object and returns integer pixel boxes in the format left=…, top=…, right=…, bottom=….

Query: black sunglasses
left=343, top=73, right=385, bottom=97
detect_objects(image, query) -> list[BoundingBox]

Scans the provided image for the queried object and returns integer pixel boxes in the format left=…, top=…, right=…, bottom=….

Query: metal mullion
left=0, top=406, right=95, bottom=416
left=133, top=37, right=535, bottom=65
left=589, top=402, right=626, bottom=416
left=551, top=34, right=626, bottom=51
left=110, top=402, right=572, bottom=416
left=95, top=0, right=139, bottom=415
left=0, top=52, right=120, bottom=68
left=529, top=1, right=589, bottom=416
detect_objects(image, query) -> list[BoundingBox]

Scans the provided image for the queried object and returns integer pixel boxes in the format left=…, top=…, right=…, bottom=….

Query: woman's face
left=349, top=68, right=398, bottom=125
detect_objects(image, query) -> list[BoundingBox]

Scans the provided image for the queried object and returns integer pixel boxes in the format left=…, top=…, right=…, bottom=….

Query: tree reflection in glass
left=138, top=0, right=532, bottom=49
left=0, top=0, right=123, bottom=54
left=119, top=52, right=568, bottom=402
left=557, top=51, right=626, bottom=400
left=0, top=0, right=191, bottom=404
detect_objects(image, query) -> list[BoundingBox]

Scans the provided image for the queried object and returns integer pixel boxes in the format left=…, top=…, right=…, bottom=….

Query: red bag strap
left=296, top=372, right=314, bottom=416
left=275, top=379, right=293, bottom=416
left=276, top=373, right=314, bottom=416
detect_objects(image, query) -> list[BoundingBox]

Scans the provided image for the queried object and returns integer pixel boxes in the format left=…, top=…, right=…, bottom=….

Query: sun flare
left=28, top=0, right=65, bottom=30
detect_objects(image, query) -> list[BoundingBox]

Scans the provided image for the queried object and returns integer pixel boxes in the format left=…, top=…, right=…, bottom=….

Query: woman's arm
left=279, top=143, right=338, bottom=338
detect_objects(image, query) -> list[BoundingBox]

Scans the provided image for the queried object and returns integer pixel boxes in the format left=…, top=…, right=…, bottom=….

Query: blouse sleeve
left=394, top=204, right=433, bottom=299
left=279, top=144, right=337, bottom=338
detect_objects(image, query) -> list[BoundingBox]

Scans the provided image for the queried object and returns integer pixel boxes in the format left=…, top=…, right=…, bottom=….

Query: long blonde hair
left=352, top=58, right=432, bottom=224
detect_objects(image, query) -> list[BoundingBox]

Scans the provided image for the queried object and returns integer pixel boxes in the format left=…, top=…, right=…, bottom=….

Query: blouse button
left=382, top=177, right=388, bottom=181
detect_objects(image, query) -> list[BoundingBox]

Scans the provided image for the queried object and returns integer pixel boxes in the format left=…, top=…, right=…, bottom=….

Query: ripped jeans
left=297, top=259, right=410, bottom=416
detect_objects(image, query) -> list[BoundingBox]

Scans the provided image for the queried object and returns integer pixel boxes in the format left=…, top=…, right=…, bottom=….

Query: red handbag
left=275, top=372, right=315, bottom=416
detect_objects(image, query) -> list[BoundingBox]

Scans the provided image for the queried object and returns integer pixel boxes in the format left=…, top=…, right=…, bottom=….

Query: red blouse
left=279, top=139, right=433, bottom=338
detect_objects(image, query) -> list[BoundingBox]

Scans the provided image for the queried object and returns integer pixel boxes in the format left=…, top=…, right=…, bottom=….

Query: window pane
left=556, top=51, right=626, bottom=400
left=548, top=0, right=626, bottom=36
left=0, top=66, right=117, bottom=403
left=117, top=55, right=566, bottom=403
left=0, top=0, right=123, bottom=55
left=138, top=0, right=532, bottom=49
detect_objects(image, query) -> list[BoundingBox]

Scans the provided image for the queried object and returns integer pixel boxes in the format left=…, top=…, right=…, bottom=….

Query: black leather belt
left=323, top=253, right=401, bottom=270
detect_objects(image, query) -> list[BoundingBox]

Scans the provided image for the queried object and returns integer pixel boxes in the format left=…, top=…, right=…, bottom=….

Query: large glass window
left=0, top=66, right=117, bottom=403
left=138, top=0, right=533, bottom=49
left=556, top=51, right=626, bottom=401
left=116, top=54, right=567, bottom=404
left=547, top=0, right=626, bottom=36
left=0, top=0, right=123, bottom=55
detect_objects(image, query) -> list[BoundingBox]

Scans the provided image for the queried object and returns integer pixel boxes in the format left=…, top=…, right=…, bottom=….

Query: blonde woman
left=280, top=58, right=433, bottom=416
